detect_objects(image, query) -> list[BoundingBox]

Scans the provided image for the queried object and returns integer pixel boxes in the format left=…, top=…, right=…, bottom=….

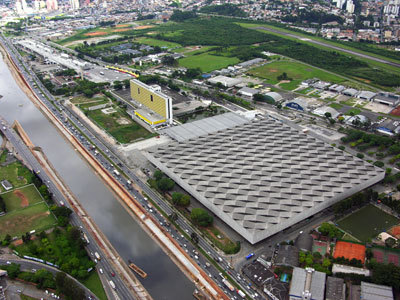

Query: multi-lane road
left=1, top=34, right=260, bottom=300
left=0, top=117, right=135, bottom=300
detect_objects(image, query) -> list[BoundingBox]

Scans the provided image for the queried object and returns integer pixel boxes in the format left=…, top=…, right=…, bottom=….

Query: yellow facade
left=134, top=111, right=166, bottom=125
left=130, top=80, right=168, bottom=118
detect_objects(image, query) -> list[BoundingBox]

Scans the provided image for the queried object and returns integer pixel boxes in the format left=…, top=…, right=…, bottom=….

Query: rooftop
left=326, top=276, right=345, bottom=300
left=275, top=245, right=299, bottom=267
left=145, top=117, right=384, bottom=244
left=289, top=267, right=326, bottom=300
left=161, top=112, right=249, bottom=142
left=361, top=281, right=393, bottom=300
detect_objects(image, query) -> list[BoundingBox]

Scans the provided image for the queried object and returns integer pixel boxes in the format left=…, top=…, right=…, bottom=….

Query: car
left=99, top=268, right=104, bottom=274
left=6, top=261, right=11, bottom=265
left=111, top=272, right=115, bottom=277
left=32, top=269, right=37, bottom=273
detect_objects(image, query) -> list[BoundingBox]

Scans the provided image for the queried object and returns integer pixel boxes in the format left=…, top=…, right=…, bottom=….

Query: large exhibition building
left=144, top=116, right=385, bottom=244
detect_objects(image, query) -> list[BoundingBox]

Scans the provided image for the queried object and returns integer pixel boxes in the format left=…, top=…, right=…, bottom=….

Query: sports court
left=312, top=240, right=328, bottom=255
left=372, top=247, right=400, bottom=266
left=333, top=241, right=366, bottom=262
left=337, top=204, right=399, bottom=242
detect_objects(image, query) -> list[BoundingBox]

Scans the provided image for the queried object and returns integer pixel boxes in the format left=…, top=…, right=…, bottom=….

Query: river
left=0, top=54, right=194, bottom=300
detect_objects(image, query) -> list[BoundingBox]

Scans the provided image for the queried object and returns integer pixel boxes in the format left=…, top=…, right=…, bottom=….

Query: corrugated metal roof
left=161, top=112, right=249, bottom=142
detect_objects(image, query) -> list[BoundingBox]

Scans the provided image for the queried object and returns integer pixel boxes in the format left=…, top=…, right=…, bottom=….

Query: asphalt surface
left=0, top=36, right=136, bottom=300
left=253, top=26, right=400, bottom=68
left=1, top=35, right=257, bottom=300
left=0, top=257, right=92, bottom=297
left=0, top=33, right=336, bottom=300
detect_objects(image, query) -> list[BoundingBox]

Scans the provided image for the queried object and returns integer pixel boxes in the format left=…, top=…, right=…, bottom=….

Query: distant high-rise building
left=46, top=0, right=58, bottom=11
left=70, top=0, right=80, bottom=10
left=346, top=0, right=355, bottom=13
left=15, top=0, right=23, bottom=14
left=21, top=0, right=28, bottom=12
left=334, top=0, right=345, bottom=9
left=34, top=0, right=40, bottom=11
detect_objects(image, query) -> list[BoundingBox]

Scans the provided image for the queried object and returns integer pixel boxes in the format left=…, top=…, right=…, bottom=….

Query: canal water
left=0, top=55, right=194, bottom=299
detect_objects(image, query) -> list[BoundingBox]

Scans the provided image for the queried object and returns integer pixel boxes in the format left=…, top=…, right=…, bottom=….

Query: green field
left=136, top=37, right=181, bottom=49
left=82, top=271, right=107, bottom=300
left=1, top=184, right=43, bottom=212
left=337, top=204, right=399, bottom=242
left=178, top=53, right=239, bottom=72
left=0, top=202, right=56, bottom=239
left=0, top=151, right=35, bottom=192
left=248, top=60, right=345, bottom=86
left=87, top=108, right=155, bottom=144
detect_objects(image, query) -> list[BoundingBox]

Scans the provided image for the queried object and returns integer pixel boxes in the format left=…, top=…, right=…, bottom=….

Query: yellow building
left=130, top=79, right=173, bottom=125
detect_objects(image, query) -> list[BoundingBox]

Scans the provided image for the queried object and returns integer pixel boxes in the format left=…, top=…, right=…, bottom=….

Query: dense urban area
left=0, top=0, right=399, bottom=300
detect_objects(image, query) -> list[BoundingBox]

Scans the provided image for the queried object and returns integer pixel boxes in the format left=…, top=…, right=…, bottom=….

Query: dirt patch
left=113, top=29, right=130, bottom=33
left=84, top=31, right=108, bottom=37
left=116, top=117, right=131, bottom=125
left=135, top=25, right=154, bottom=30
left=269, top=69, right=278, bottom=73
left=13, top=190, right=29, bottom=207
left=391, top=106, right=400, bottom=117
left=116, top=24, right=131, bottom=28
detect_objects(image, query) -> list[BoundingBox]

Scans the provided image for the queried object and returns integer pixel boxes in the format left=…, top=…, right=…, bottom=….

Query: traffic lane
left=8, top=46, right=256, bottom=299
left=0, top=258, right=96, bottom=299
left=0, top=125, right=131, bottom=300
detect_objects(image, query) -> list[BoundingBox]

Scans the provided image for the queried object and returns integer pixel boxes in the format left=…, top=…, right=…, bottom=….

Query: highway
left=0, top=34, right=256, bottom=300
left=0, top=33, right=341, bottom=300
left=0, top=258, right=93, bottom=297
left=253, top=26, right=400, bottom=68
left=0, top=116, right=136, bottom=300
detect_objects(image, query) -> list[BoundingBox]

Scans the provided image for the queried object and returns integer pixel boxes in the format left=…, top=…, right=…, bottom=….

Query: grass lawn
left=88, top=108, right=155, bottom=144
left=78, top=100, right=109, bottom=110
left=179, top=53, right=239, bottom=73
left=135, top=37, right=181, bottom=49
left=70, top=96, right=108, bottom=105
left=248, top=60, right=345, bottom=85
left=82, top=271, right=107, bottom=300
left=337, top=204, right=399, bottom=242
left=329, top=103, right=343, bottom=109
left=345, top=108, right=362, bottom=116
left=1, top=184, right=43, bottom=212
left=280, top=80, right=302, bottom=91
left=21, top=295, right=37, bottom=300
left=0, top=152, right=35, bottom=192
left=0, top=202, right=56, bottom=239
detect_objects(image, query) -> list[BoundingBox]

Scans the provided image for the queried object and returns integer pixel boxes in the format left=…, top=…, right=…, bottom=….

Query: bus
left=245, top=253, right=254, bottom=260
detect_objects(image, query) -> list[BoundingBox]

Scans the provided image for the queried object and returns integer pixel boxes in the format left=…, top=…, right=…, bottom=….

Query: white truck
left=238, top=290, right=246, bottom=298
left=109, top=280, right=115, bottom=289
left=94, top=252, right=100, bottom=260
left=113, top=169, right=120, bottom=176
left=222, top=279, right=234, bottom=292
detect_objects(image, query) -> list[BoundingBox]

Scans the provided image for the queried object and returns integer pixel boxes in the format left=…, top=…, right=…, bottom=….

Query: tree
left=7, top=263, right=21, bottom=279
left=172, top=192, right=183, bottom=205
left=180, top=194, right=190, bottom=207
left=191, top=208, right=213, bottom=227
left=191, top=232, right=199, bottom=244
left=153, top=170, right=163, bottom=181
left=3, top=234, right=11, bottom=245
left=162, top=56, right=178, bottom=67
left=318, top=223, right=342, bottom=238
left=56, top=272, right=86, bottom=300
left=0, top=195, right=6, bottom=212
left=324, top=112, right=332, bottom=118
left=157, top=177, right=175, bottom=192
